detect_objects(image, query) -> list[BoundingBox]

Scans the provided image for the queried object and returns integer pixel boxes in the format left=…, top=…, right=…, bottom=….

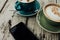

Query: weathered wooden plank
left=39, top=0, right=56, bottom=8
left=1, top=0, right=15, bottom=14
left=27, top=16, right=59, bottom=40
left=27, top=17, right=42, bottom=38
left=11, top=12, right=26, bottom=27
left=0, top=0, right=26, bottom=40
left=1, top=22, right=14, bottom=40
left=0, top=0, right=6, bottom=11
left=27, top=0, right=59, bottom=40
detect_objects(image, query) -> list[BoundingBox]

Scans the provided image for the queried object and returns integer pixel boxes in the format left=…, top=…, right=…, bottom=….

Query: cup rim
left=43, top=3, right=60, bottom=22
left=36, top=10, right=60, bottom=33
left=18, top=0, right=35, bottom=3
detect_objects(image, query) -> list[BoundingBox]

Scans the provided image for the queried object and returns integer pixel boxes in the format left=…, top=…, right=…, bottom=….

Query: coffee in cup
left=43, top=3, right=60, bottom=26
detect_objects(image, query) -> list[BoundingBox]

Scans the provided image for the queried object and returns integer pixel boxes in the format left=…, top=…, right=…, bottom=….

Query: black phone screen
left=9, top=22, right=39, bottom=40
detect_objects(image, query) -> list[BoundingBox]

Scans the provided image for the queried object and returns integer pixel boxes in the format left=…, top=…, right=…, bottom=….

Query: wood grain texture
left=0, top=0, right=60, bottom=40
left=39, top=0, right=56, bottom=8
left=27, top=17, right=42, bottom=38
left=0, top=0, right=26, bottom=40
left=27, top=0, right=59, bottom=40
left=0, top=0, right=6, bottom=11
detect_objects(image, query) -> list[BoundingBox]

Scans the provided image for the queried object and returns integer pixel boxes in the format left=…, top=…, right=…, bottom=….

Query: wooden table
left=0, top=0, right=60, bottom=40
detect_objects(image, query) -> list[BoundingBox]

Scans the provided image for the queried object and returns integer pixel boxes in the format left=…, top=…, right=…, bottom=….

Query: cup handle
left=15, top=1, right=22, bottom=11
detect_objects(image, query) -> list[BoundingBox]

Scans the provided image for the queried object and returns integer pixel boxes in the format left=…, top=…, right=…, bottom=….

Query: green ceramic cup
left=43, top=3, right=60, bottom=27
left=37, top=9, right=60, bottom=33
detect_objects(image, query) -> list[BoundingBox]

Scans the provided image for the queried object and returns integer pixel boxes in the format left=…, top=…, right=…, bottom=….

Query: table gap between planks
left=0, top=0, right=60, bottom=40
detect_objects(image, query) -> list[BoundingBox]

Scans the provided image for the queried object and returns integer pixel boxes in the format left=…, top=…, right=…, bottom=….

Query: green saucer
left=36, top=10, right=60, bottom=33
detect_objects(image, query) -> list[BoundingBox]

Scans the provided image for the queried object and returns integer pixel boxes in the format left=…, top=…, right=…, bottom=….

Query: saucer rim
left=36, top=10, right=60, bottom=33
left=17, top=11, right=37, bottom=16
left=43, top=3, right=60, bottom=22
left=15, top=0, right=40, bottom=16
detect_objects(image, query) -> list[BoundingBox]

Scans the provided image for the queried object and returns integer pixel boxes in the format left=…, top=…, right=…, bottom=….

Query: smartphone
left=9, top=22, right=39, bottom=40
